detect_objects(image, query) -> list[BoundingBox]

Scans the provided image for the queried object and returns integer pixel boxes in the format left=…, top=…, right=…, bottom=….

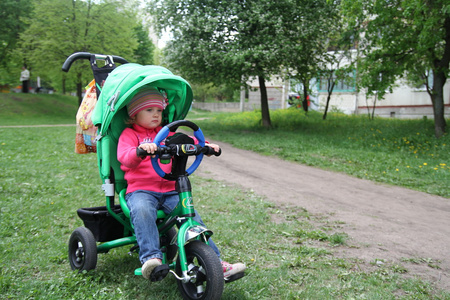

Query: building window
left=318, top=71, right=356, bottom=92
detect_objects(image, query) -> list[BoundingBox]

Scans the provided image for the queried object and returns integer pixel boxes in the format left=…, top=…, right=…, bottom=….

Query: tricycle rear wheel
left=68, top=227, right=97, bottom=271
left=176, top=241, right=224, bottom=300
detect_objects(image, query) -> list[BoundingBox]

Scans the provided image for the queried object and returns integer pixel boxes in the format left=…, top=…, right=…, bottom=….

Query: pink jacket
left=117, top=124, right=176, bottom=194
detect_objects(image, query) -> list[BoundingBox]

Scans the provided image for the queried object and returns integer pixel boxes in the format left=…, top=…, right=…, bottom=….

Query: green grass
left=1, top=94, right=449, bottom=299
left=186, top=107, right=218, bottom=120
left=0, top=93, right=79, bottom=125
left=193, top=109, right=450, bottom=198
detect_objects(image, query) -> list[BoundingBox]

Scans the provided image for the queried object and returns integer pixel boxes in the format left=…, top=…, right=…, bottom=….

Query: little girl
left=117, top=86, right=245, bottom=280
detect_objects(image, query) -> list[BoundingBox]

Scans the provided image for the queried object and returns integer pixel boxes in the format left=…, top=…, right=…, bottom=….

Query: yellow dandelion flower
left=396, top=169, right=399, bottom=171
left=423, top=163, right=428, bottom=166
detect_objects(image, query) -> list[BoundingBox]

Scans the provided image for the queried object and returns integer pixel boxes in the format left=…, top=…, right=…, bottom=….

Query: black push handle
left=62, top=52, right=128, bottom=72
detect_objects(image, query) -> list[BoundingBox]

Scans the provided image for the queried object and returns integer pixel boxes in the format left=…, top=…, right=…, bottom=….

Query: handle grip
left=62, top=52, right=128, bottom=72
left=136, top=145, right=221, bottom=158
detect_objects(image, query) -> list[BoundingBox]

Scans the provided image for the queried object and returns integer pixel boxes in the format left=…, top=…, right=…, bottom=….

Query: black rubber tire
left=176, top=241, right=224, bottom=300
left=68, top=227, right=97, bottom=271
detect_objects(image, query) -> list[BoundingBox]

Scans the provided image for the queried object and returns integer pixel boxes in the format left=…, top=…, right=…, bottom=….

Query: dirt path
left=197, top=140, right=450, bottom=290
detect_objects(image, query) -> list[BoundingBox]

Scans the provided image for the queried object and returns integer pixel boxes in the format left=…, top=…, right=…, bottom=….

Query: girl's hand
left=138, top=143, right=158, bottom=157
left=206, top=143, right=220, bottom=156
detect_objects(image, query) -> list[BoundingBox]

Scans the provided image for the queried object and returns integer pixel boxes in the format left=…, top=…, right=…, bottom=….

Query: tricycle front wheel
left=68, top=227, right=97, bottom=271
left=176, top=241, right=224, bottom=300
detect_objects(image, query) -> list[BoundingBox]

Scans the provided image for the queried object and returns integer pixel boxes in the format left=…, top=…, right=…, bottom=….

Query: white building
left=245, top=52, right=450, bottom=119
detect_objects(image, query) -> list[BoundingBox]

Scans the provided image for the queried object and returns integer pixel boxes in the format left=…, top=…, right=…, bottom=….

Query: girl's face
left=134, top=106, right=163, bottom=129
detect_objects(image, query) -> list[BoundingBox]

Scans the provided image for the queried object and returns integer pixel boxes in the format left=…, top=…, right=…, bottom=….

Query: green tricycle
left=63, top=52, right=243, bottom=300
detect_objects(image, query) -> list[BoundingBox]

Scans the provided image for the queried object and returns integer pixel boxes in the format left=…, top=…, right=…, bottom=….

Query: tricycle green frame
left=65, top=53, right=226, bottom=298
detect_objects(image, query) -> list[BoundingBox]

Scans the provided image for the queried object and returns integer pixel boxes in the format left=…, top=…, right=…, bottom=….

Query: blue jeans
left=126, top=190, right=221, bottom=264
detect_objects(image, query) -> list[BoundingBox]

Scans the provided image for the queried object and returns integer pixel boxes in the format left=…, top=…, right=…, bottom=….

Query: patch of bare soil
left=197, top=140, right=450, bottom=291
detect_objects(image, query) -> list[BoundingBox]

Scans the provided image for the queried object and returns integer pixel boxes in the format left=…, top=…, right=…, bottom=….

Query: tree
left=341, top=0, right=450, bottom=138
left=19, top=0, right=139, bottom=103
left=283, top=0, right=341, bottom=115
left=150, top=0, right=331, bottom=128
left=313, top=14, right=359, bottom=120
left=190, top=82, right=240, bottom=102
left=0, top=0, right=33, bottom=85
left=133, top=24, right=156, bottom=65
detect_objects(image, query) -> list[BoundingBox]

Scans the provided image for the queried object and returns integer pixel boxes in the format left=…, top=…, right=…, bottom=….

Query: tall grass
left=194, top=109, right=449, bottom=198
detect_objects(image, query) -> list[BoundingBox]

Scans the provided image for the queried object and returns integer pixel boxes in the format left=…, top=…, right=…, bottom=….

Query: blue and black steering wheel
left=151, top=120, right=206, bottom=179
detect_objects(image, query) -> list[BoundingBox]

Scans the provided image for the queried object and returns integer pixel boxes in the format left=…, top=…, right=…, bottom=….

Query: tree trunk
left=371, top=93, right=377, bottom=120
left=431, top=70, right=447, bottom=138
left=323, top=78, right=336, bottom=120
left=302, top=81, right=309, bottom=113
left=258, top=75, right=272, bottom=128
left=430, top=16, right=450, bottom=138
left=365, top=94, right=371, bottom=119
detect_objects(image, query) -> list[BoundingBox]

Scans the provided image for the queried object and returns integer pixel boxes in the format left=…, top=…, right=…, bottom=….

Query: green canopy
left=92, top=63, right=193, bottom=137
left=90, top=63, right=193, bottom=191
